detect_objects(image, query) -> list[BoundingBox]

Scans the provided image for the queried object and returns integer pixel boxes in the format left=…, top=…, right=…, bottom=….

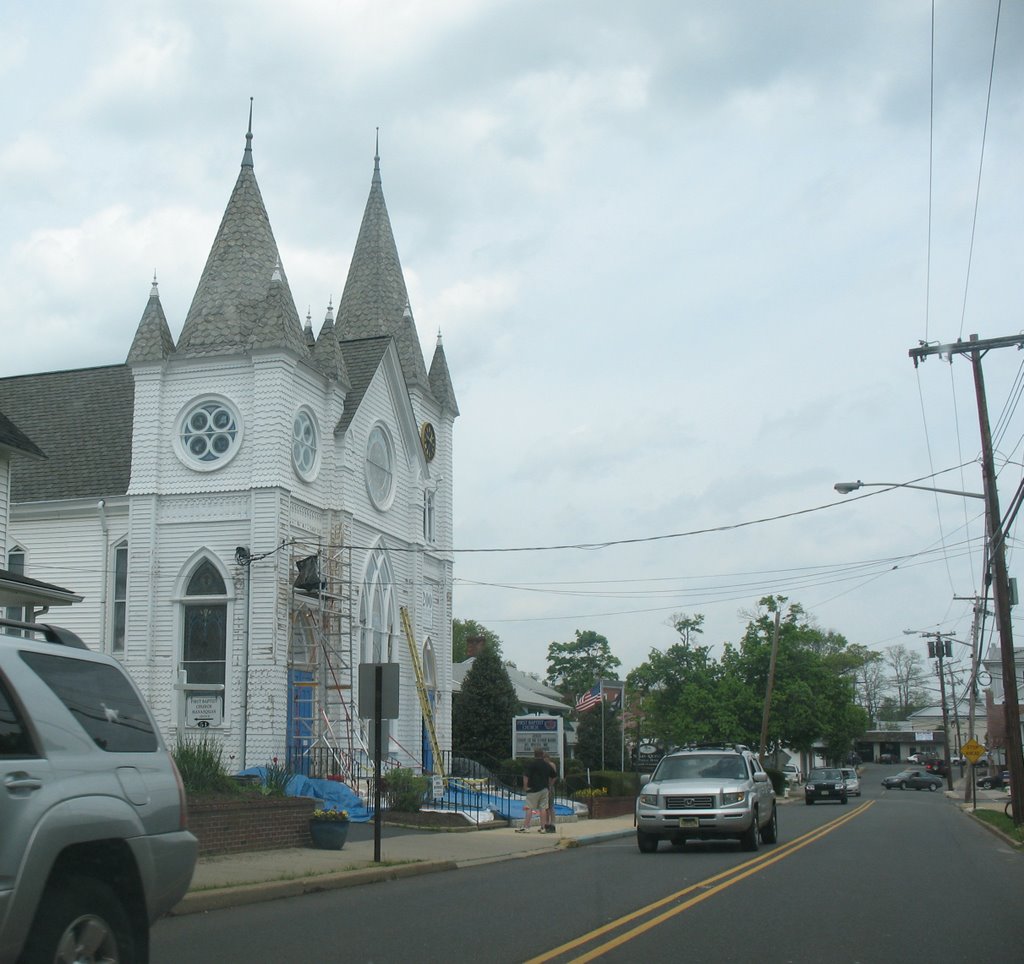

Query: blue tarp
left=239, top=768, right=574, bottom=823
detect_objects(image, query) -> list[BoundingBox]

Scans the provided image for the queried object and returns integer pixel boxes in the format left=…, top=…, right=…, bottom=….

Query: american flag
left=575, top=682, right=601, bottom=712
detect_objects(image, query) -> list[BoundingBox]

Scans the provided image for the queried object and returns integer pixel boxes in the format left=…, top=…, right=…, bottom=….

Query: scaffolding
left=287, top=529, right=369, bottom=788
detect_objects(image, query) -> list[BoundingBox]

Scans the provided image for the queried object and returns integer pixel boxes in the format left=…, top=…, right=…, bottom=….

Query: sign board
left=960, top=738, right=987, bottom=764
left=358, top=663, right=400, bottom=719
left=186, top=693, right=222, bottom=728
left=431, top=776, right=445, bottom=802
left=512, top=715, right=563, bottom=775
left=914, top=732, right=935, bottom=742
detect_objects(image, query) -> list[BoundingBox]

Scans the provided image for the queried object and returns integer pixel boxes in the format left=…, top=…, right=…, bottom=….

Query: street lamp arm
left=833, top=480, right=985, bottom=500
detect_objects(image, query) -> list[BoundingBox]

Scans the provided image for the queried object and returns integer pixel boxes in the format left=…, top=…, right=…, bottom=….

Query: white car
left=840, top=766, right=861, bottom=796
left=782, top=764, right=802, bottom=784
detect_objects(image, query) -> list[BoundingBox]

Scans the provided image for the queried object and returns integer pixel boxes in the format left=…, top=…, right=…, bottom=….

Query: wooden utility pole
left=759, top=609, right=782, bottom=764
left=910, top=333, right=1024, bottom=823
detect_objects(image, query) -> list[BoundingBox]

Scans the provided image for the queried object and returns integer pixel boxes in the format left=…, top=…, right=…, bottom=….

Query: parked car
left=925, top=758, right=949, bottom=776
left=908, top=752, right=937, bottom=764
left=782, top=763, right=802, bottom=785
left=840, top=766, right=861, bottom=796
left=977, top=770, right=1010, bottom=790
left=881, top=768, right=943, bottom=791
left=635, top=744, right=778, bottom=853
left=804, top=768, right=848, bottom=804
left=0, top=617, right=198, bottom=964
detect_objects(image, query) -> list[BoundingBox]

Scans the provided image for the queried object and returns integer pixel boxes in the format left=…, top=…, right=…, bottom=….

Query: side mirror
left=753, top=771, right=768, bottom=783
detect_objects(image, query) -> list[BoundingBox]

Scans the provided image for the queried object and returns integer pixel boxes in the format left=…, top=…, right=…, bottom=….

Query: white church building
left=0, top=120, right=458, bottom=783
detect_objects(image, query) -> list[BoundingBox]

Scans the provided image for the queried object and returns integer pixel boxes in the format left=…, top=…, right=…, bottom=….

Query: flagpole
left=600, top=680, right=605, bottom=770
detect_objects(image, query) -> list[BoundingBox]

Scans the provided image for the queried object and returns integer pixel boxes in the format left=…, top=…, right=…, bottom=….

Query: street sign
left=960, top=738, right=986, bottom=763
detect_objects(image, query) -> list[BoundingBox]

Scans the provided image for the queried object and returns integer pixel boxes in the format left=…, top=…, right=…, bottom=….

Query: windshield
left=809, top=769, right=842, bottom=781
left=654, top=754, right=749, bottom=781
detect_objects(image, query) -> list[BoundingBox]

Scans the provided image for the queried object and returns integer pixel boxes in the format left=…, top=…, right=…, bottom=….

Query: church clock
left=420, top=421, right=437, bottom=461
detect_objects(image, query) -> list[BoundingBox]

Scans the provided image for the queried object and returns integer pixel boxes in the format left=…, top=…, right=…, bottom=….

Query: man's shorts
left=525, top=789, right=549, bottom=812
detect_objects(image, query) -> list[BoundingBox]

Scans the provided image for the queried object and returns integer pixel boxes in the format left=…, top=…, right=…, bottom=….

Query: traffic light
left=927, top=640, right=936, bottom=658
left=944, top=640, right=953, bottom=658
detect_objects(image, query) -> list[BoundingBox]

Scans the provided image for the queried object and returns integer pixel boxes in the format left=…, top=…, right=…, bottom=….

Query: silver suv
left=1, top=617, right=197, bottom=963
left=635, top=744, right=778, bottom=853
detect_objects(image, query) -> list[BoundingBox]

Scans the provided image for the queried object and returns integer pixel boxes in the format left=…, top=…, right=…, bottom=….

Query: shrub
left=261, top=757, right=293, bottom=796
left=382, top=768, right=429, bottom=812
left=173, top=734, right=237, bottom=795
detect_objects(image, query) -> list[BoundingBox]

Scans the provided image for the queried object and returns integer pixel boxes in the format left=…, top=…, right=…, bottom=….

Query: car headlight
left=639, top=793, right=659, bottom=806
left=722, top=791, right=745, bottom=805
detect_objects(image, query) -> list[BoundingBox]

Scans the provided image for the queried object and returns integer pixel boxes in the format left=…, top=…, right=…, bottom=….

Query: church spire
left=176, top=103, right=300, bottom=357
left=336, top=137, right=431, bottom=394
left=127, top=273, right=176, bottom=364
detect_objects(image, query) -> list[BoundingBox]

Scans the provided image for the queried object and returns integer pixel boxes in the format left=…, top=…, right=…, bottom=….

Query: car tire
left=840, top=795, right=848, bottom=805
left=637, top=831, right=659, bottom=854
left=761, top=805, right=778, bottom=844
left=980, top=779, right=993, bottom=789
left=740, top=812, right=760, bottom=852
left=928, top=783, right=938, bottom=792
left=19, top=875, right=136, bottom=964
left=805, top=798, right=814, bottom=805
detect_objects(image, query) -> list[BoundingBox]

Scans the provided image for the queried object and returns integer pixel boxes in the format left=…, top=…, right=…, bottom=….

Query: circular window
left=177, top=398, right=241, bottom=469
left=292, top=409, right=319, bottom=480
left=365, top=424, right=394, bottom=509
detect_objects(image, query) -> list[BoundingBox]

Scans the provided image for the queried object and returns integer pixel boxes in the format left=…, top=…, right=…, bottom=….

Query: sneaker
left=515, top=827, right=527, bottom=833
left=545, top=825, right=557, bottom=833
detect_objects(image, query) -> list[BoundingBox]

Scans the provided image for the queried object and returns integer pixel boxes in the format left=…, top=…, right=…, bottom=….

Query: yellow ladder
left=399, top=606, right=445, bottom=782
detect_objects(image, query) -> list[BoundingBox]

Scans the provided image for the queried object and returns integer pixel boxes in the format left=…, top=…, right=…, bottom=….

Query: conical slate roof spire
left=336, top=145, right=430, bottom=393
left=127, top=275, right=176, bottom=364
left=177, top=110, right=298, bottom=356
left=428, top=330, right=459, bottom=416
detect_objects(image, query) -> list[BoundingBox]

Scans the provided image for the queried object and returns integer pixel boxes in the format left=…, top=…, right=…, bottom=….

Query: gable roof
left=333, top=336, right=392, bottom=437
left=0, top=365, right=133, bottom=501
left=0, top=568, right=83, bottom=607
left=336, top=152, right=430, bottom=395
left=0, top=410, right=45, bottom=460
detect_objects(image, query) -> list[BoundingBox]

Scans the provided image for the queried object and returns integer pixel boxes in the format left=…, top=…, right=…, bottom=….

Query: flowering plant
left=575, top=787, right=608, bottom=799
left=311, top=808, right=350, bottom=822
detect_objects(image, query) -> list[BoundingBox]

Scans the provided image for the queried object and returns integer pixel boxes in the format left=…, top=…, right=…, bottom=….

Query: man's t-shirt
left=524, top=757, right=552, bottom=792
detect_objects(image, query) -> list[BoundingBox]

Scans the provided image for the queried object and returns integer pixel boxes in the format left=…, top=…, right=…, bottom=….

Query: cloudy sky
left=2, top=1, right=1022, bottom=688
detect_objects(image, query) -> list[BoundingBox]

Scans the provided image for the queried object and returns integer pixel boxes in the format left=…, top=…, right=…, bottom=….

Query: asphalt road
left=151, top=771, right=1023, bottom=963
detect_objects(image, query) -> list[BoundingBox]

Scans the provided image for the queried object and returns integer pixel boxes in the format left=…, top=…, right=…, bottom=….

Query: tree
left=452, top=618, right=503, bottom=663
left=452, top=643, right=518, bottom=764
left=885, top=644, right=928, bottom=717
left=670, top=612, right=704, bottom=647
left=546, top=630, right=620, bottom=701
left=574, top=700, right=624, bottom=771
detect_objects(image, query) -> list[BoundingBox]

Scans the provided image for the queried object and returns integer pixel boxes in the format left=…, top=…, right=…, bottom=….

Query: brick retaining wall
left=588, top=796, right=636, bottom=819
left=187, top=796, right=316, bottom=856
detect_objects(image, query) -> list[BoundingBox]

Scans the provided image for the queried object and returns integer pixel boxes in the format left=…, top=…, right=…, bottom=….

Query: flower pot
left=309, top=819, right=350, bottom=850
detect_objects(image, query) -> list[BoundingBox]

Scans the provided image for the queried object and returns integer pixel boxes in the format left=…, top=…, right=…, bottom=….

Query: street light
left=833, top=480, right=985, bottom=500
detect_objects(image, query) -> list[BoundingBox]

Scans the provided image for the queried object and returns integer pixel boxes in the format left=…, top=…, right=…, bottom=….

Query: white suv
left=635, top=744, right=778, bottom=853
left=1, top=617, right=197, bottom=963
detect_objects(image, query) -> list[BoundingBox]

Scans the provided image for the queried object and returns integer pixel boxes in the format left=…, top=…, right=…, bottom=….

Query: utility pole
left=911, top=333, right=1024, bottom=823
left=954, top=593, right=987, bottom=804
left=759, top=609, right=782, bottom=765
left=912, top=631, right=956, bottom=791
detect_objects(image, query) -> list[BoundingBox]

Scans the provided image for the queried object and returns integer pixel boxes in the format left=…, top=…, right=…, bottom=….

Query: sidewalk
left=174, top=814, right=637, bottom=916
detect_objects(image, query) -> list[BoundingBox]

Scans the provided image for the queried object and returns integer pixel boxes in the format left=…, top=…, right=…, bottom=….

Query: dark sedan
left=805, top=768, right=848, bottom=804
left=976, top=770, right=1010, bottom=789
left=881, top=768, right=942, bottom=791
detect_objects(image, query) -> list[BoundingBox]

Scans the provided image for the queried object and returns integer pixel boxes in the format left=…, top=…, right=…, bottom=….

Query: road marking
left=526, top=801, right=874, bottom=964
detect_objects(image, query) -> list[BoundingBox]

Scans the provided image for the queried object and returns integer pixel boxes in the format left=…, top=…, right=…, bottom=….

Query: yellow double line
left=528, top=801, right=874, bottom=963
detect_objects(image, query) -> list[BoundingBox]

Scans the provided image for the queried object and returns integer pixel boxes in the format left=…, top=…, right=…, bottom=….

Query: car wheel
left=761, top=805, right=778, bottom=844
left=840, top=794, right=848, bottom=805
left=637, top=831, right=659, bottom=854
left=805, top=798, right=814, bottom=805
left=928, top=783, right=938, bottom=792
left=900, top=781, right=908, bottom=790
left=740, top=812, right=760, bottom=852
left=980, top=779, right=993, bottom=789
left=19, top=875, right=136, bottom=964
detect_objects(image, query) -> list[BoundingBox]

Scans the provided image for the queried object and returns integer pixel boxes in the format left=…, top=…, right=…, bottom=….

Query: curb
left=561, top=828, right=635, bottom=848
left=171, top=860, right=458, bottom=916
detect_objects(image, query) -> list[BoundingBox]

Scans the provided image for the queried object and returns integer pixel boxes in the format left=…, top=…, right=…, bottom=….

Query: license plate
left=678, top=817, right=699, bottom=829
left=821, top=791, right=830, bottom=796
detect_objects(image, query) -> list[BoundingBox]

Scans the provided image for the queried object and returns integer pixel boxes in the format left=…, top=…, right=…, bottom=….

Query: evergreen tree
left=452, top=644, right=519, bottom=764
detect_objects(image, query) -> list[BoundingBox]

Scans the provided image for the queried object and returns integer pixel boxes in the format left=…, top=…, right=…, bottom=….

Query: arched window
left=359, top=549, right=395, bottom=665
left=180, top=558, right=228, bottom=727
left=111, top=539, right=128, bottom=655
